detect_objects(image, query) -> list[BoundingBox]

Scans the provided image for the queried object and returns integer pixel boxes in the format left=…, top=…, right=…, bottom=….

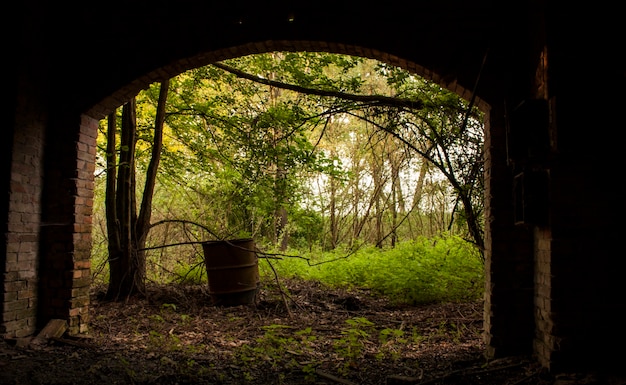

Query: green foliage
left=333, top=317, right=374, bottom=374
left=259, top=235, right=484, bottom=305
left=92, top=50, right=487, bottom=298
left=377, top=327, right=407, bottom=361
left=232, top=318, right=411, bottom=379
left=286, top=206, right=326, bottom=250
left=240, top=318, right=406, bottom=377
left=170, top=261, right=206, bottom=285
left=234, top=323, right=319, bottom=381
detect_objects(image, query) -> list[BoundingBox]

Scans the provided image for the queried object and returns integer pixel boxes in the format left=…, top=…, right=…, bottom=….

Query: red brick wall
left=2, top=83, right=46, bottom=338
left=36, top=114, right=97, bottom=335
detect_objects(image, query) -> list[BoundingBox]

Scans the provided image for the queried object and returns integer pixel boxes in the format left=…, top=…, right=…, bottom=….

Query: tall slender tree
left=104, top=80, right=169, bottom=300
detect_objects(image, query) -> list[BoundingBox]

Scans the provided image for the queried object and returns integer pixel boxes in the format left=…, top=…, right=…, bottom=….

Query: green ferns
left=259, top=235, right=484, bottom=305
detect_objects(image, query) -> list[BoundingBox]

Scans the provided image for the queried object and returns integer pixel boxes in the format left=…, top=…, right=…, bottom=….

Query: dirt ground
left=0, top=279, right=620, bottom=385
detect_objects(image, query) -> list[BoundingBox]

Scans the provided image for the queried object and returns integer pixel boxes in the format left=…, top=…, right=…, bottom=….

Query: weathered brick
left=4, top=299, right=29, bottom=312
left=5, top=280, right=28, bottom=292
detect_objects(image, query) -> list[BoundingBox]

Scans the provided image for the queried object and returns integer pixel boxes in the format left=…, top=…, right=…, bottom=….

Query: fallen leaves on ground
left=2, top=279, right=552, bottom=384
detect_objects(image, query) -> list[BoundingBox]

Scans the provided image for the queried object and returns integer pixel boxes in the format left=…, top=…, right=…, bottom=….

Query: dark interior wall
left=543, top=13, right=626, bottom=369
left=550, top=1, right=625, bottom=370
left=42, top=0, right=512, bottom=116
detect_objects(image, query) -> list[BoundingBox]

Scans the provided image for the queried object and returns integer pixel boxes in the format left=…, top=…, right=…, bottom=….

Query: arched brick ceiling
left=84, top=40, right=490, bottom=119
left=39, top=1, right=521, bottom=119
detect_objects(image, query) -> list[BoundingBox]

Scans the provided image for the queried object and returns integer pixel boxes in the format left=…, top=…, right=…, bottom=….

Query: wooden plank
left=36, top=319, right=68, bottom=339
left=30, top=319, right=68, bottom=348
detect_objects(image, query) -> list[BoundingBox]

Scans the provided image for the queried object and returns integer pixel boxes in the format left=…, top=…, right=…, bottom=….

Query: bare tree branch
left=211, top=62, right=424, bottom=111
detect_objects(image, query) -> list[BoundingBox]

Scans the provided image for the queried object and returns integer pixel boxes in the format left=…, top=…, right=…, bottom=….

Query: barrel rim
left=202, top=238, right=254, bottom=245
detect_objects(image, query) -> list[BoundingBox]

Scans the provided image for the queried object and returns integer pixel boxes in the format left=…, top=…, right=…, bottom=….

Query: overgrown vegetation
left=92, top=51, right=486, bottom=304
left=258, top=234, right=484, bottom=304
left=92, top=232, right=484, bottom=305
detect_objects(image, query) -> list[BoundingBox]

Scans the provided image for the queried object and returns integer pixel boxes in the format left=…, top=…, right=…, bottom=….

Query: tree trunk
left=328, top=163, right=338, bottom=249
left=408, top=158, right=429, bottom=237
left=105, top=82, right=170, bottom=300
left=106, top=99, right=139, bottom=299
left=389, top=153, right=400, bottom=247
left=135, top=79, right=169, bottom=273
left=104, top=111, right=126, bottom=299
left=371, top=152, right=385, bottom=247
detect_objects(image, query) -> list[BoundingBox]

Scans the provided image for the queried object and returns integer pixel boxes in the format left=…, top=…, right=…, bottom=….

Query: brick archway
left=74, top=39, right=532, bottom=363
left=6, top=5, right=534, bottom=365
left=5, top=1, right=625, bottom=376
left=84, top=41, right=488, bottom=121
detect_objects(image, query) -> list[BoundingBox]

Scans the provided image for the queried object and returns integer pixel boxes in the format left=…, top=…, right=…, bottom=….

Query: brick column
left=1, top=67, right=47, bottom=339
left=483, top=104, right=536, bottom=359
left=1, top=121, right=47, bottom=337
left=38, top=114, right=96, bottom=335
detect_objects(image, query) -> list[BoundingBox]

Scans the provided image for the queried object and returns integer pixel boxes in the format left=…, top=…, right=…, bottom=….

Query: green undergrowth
left=258, top=235, right=484, bottom=305
left=92, top=234, right=484, bottom=306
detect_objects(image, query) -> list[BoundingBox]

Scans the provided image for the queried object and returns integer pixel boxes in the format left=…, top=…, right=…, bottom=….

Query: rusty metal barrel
left=202, top=238, right=259, bottom=306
